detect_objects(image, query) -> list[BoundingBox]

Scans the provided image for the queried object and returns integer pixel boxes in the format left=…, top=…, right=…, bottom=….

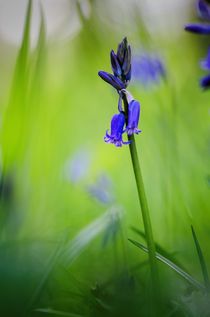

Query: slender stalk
left=123, top=96, right=159, bottom=290
left=128, top=135, right=158, bottom=281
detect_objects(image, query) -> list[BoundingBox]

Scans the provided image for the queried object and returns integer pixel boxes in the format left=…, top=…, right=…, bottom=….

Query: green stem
left=122, top=94, right=159, bottom=290
left=128, top=134, right=159, bottom=286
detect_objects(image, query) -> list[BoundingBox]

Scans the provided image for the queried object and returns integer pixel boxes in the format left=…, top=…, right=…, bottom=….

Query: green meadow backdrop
left=0, top=0, right=210, bottom=316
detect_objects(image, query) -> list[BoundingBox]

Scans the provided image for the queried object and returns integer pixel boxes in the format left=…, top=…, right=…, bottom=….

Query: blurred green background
left=0, top=0, right=210, bottom=316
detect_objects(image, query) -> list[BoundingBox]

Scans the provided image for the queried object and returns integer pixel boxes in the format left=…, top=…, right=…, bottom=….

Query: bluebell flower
left=200, top=47, right=210, bottom=70
left=126, top=100, right=141, bottom=136
left=131, top=53, right=165, bottom=87
left=200, top=74, right=210, bottom=88
left=104, top=113, right=130, bottom=147
left=185, top=0, right=210, bottom=34
left=121, top=90, right=141, bottom=135
left=99, top=38, right=142, bottom=146
left=197, top=0, right=210, bottom=20
left=200, top=48, right=210, bottom=88
left=185, top=1, right=210, bottom=89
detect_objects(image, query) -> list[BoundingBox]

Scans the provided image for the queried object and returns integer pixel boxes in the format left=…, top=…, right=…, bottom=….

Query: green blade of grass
left=191, top=225, right=210, bottom=292
left=35, top=308, right=84, bottom=317
left=131, top=226, right=186, bottom=271
left=2, top=0, right=33, bottom=169
left=12, top=0, right=32, bottom=91
left=128, top=238, right=205, bottom=291
left=31, top=4, right=46, bottom=90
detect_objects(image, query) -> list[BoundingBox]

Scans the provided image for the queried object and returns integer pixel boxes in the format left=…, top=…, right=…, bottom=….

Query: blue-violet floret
left=104, top=113, right=130, bottom=147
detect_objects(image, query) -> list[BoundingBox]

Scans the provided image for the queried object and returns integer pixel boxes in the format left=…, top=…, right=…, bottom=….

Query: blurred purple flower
left=87, top=173, right=115, bottom=204
left=200, top=73, right=210, bottom=88
left=200, top=47, right=210, bottom=70
left=197, top=0, right=210, bottom=20
left=64, top=148, right=91, bottom=183
left=185, top=0, right=210, bottom=34
left=185, top=1, right=210, bottom=89
left=200, top=48, right=210, bottom=89
left=131, top=53, right=166, bottom=87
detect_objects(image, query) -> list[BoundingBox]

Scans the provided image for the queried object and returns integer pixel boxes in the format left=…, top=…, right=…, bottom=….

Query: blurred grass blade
left=191, top=225, right=210, bottom=291
left=31, top=4, right=46, bottom=90
left=35, top=308, right=84, bottom=317
left=128, top=238, right=205, bottom=291
left=2, top=0, right=33, bottom=167
left=63, top=207, right=122, bottom=266
left=131, top=226, right=186, bottom=270
left=12, top=0, right=32, bottom=90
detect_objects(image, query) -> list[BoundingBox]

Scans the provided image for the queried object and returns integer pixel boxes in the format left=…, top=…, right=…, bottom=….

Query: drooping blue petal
left=185, top=23, right=210, bottom=34
left=126, top=100, right=141, bottom=136
left=197, top=0, right=210, bottom=21
left=104, top=113, right=130, bottom=147
left=110, top=50, right=122, bottom=77
left=200, top=74, right=210, bottom=88
left=98, top=71, right=125, bottom=90
left=200, top=47, right=210, bottom=70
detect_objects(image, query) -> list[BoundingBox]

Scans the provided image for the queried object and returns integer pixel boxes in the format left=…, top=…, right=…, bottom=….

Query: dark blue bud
left=98, top=71, right=125, bottom=90
left=185, top=23, right=210, bottom=34
left=200, top=74, right=210, bottom=88
left=117, top=37, right=127, bottom=64
left=200, top=47, right=210, bottom=70
left=197, top=0, right=210, bottom=21
left=110, top=50, right=122, bottom=77
left=126, top=100, right=141, bottom=136
left=122, top=45, right=131, bottom=75
left=104, top=113, right=130, bottom=147
left=125, top=65, right=131, bottom=82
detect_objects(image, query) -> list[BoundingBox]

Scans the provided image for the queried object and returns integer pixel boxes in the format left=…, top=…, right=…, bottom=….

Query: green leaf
left=128, top=238, right=205, bottom=291
left=191, top=225, right=210, bottom=292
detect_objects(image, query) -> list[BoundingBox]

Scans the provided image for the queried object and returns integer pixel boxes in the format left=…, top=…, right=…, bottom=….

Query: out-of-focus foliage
left=0, top=0, right=209, bottom=316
